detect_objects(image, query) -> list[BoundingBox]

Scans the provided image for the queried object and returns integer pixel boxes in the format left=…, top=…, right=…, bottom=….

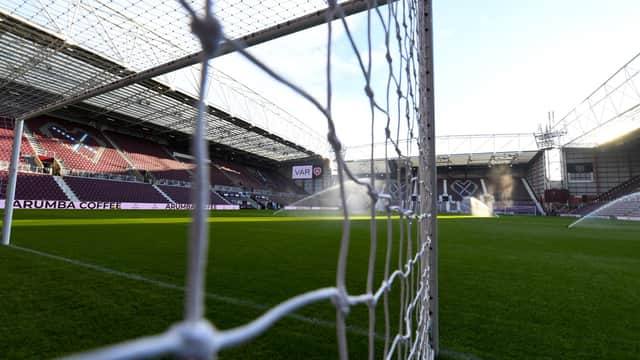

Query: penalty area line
left=8, top=244, right=375, bottom=339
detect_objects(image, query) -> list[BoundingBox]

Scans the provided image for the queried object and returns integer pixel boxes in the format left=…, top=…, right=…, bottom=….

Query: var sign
left=292, top=165, right=313, bottom=179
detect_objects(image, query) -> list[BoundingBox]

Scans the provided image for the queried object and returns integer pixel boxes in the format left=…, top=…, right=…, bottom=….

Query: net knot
left=172, top=320, right=218, bottom=358
left=327, top=133, right=342, bottom=152
left=191, top=14, right=223, bottom=57
left=364, top=85, right=374, bottom=98
left=331, top=292, right=350, bottom=316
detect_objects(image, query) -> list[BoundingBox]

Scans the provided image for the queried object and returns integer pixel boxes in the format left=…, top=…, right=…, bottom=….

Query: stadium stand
left=157, top=185, right=191, bottom=203
left=437, top=173, right=540, bottom=215
left=26, top=117, right=132, bottom=174
left=578, top=198, right=640, bottom=218
left=444, top=178, right=482, bottom=201
left=262, top=169, right=307, bottom=194
left=0, top=171, right=67, bottom=201
left=210, top=190, right=229, bottom=205
left=0, top=121, right=35, bottom=164
left=485, top=176, right=531, bottom=202
left=210, top=163, right=235, bottom=187
left=569, top=202, right=603, bottom=216
left=157, top=185, right=229, bottom=205
left=104, top=130, right=192, bottom=182
left=212, top=160, right=263, bottom=189
left=595, top=174, right=640, bottom=202
left=63, top=176, right=166, bottom=203
left=0, top=116, right=309, bottom=206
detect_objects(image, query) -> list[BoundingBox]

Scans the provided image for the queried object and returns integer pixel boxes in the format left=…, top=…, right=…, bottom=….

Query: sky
left=207, top=0, right=640, bottom=154
left=6, top=0, right=640, bottom=158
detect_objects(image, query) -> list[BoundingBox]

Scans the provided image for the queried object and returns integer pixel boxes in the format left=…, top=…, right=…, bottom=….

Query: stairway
left=596, top=175, right=640, bottom=202
left=211, top=189, right=231, bottom=205
left=153, top=184, right=175, bottom=204
left=165, top=147, right=193, bottom=175
left=102, top=131, right=146, bottom=181
left=53, top=176, right=79, bottom=201
left=245, top=196, right=260, bottom=209
left=102, top=131, right=137, bottom=169
left=22, top=124, right=45, bottom=156
left=521, top=178, right=545, bottom=215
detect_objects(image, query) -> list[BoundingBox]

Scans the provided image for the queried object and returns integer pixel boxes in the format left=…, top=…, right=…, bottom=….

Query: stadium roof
left=550, top=50, right=640, bottom=148
left=340, top=133, right=539, bottom=163
left=0, top=0, right=342, bottom=162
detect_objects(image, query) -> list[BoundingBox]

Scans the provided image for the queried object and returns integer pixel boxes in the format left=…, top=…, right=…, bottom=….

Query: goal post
left=417, top=0, right=439, bottom=353
left=1, top=0, right=439, bottom=358
left=1, top=118, right=25, bottom=245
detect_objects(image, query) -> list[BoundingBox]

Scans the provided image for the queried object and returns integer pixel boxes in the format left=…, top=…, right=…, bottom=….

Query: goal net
left=2, top=0, right=437, bottom=358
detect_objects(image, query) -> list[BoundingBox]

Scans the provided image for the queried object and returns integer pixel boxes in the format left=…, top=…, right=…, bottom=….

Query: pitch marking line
left=1, top=214, right=478, bottom=227
left=7, top=245, right=481, bottom=359
left=8, top=244, right=373, bottom=338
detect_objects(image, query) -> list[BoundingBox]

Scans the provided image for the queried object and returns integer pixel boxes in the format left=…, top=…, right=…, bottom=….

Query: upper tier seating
left=105, top=131, right=192, bottom=181
left=0, top=122, right=35, bottom=163
left=27, top=118, right=131, bottom=174
left=0, top=171, right=67, bottom=201
left=259, top=169, right=307, bottom=194
left=16, top=117, right=309, bottom=197
left=64, top=176, right=165, bottom=203
left=209, top=164, right=234, bottom=187
left=213, top=160, right=263, bottom=189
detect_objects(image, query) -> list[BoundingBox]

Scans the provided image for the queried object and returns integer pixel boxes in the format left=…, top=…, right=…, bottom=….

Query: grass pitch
left=0, top=211, right=638, bottom=359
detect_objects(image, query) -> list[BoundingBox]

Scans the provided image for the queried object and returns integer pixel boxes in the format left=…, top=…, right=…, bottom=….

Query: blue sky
left=433, top=0, right=640, bottom=135
left=210, top=0, right=640, bottom=150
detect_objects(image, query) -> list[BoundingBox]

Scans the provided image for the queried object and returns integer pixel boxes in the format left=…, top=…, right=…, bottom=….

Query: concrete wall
left=564, top=136, right=640, bottom=197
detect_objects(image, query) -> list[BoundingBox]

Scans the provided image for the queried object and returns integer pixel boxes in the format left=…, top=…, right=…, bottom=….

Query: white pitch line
left=8, top=244, right=374, bottom=338
left=8, top=245, right=482, bottom=359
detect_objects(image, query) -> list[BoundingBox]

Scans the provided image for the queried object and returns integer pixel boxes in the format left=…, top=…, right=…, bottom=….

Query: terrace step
left=102, top=131, right=135, bottom=168
left=521, top=177, right=545, bottom=215
left=52, top=176, right=78, bottom=201
left=153, top=184, right=175, bottom=204
left=22, top=124, right=45, bottom=156
left=165, top=147, right=193, bottom=176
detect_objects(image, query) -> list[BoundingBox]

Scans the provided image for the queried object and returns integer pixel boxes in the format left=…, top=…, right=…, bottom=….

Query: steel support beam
left=1, top=118, right=24, bottom=245
left=20, top=0, right=391, bottom=121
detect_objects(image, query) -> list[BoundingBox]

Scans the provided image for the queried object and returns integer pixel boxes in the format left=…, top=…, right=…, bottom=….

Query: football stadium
left=0, top=1, right=639, bottom=359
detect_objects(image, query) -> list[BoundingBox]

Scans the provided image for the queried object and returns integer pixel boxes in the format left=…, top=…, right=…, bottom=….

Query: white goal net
left=1, top=0, right=438, bottom=358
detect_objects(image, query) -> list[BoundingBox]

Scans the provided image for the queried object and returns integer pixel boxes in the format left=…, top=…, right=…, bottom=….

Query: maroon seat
left=105, top=131, right=192, bottom=181
left=0, top=122, right=36, bottom=165
left=0, top=171, right=67, bottom=201
left=64, top=176, right=165, bottom=203
left=158, top=185, right=228, bottom=205
left=26, top=117, right=131, bottom=174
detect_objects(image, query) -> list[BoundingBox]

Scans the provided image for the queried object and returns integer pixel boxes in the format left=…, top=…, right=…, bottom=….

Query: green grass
left=0, top=210, right=638, bottom=359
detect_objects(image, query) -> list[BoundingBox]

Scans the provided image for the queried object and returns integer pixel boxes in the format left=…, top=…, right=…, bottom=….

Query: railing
left=154, top=178, right=191, bottom=187
left=596, top=175, right=640, bottom=202
left=63, top=169, right=141, bottom=183
left=0, top=161, right=51, bottom=174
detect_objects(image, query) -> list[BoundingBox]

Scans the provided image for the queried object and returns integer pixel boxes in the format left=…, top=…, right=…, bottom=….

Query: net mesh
left=6, top=0, right=437, bottom=358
